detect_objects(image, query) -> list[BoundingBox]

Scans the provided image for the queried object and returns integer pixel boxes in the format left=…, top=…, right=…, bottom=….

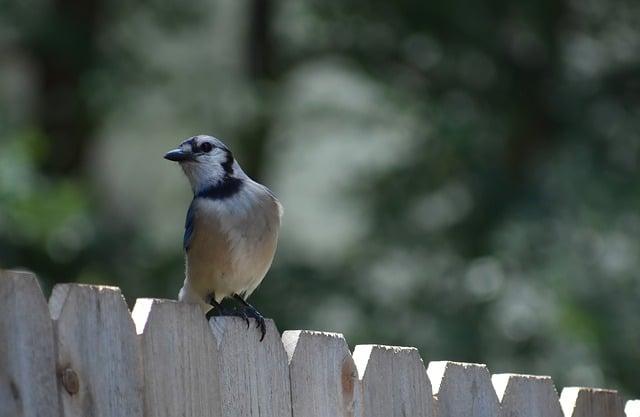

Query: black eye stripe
left=182, top=137, right=221, bottom=154
left=187, top=140, right=214, bottom=153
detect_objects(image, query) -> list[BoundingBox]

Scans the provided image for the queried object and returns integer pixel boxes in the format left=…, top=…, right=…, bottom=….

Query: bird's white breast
left=185, top=181, right=282, bottom=303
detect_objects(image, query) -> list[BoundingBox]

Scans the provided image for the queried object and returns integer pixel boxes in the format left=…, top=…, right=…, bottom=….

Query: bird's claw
left=205, top=297, right=259, bottom=334
left=232, top=294, right=267, bottom=341
left=245, top=307, right=266, bottom=341
left=237, top=309, right=250, bottom=328
left=257, top=318, right=266, bottom=341
left=251, top=312, right=266, bottom=341
left=205, top=300, right=226, bottom=320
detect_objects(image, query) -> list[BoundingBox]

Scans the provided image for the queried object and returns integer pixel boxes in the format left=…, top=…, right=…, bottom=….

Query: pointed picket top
left=353, top=344, right=434, bottom=417
left=492, top=373, right=562, bottom=417
left=207, top=317, right=292, bottom=417
left=427, top=361, right=500, bottom=417
left=49, top=284, right=144, bottom=417
left=626, top=400, right=640, bottom=417
left=0, top=270, right=60, bottom=417
left=560, top=387, right=625, bottom=417
left=132, top=298, right=223, bottom=417
left=282, top=330, right=359, bottom=417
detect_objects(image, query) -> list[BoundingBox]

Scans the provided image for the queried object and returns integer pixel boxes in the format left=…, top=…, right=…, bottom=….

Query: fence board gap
left=427, top=361, right=500, bottom=417
left=0, top=270, right=60, bottom=417
left=132, top=298, right=222, bottom=417
left=560, top=387, right=625, bottom=417
left=353, top=344, right=434, bottom=417
left=282, top=330, right=358, bottom=417
left=49, top=284, right=143, bottom=417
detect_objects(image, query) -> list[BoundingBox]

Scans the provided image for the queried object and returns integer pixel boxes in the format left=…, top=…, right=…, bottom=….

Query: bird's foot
left=205, top=300, right=250, bottom=328
left=235, top=309, right=251, bottom=328
left=205, top=300, right=227, bottom=320
left=233, top=294, right=267, bottom=341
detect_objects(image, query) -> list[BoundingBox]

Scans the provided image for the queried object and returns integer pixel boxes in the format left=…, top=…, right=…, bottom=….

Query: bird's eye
left=200, top=142, right=213, bottom=153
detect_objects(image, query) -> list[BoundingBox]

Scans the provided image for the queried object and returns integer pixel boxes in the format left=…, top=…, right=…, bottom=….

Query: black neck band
left=221, top=149, right=234, bottom=174
left=196, top=176, right=243, bottom=200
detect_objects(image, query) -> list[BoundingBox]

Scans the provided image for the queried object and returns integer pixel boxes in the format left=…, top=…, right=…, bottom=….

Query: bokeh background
left=1, top=0, right=639, bottom=396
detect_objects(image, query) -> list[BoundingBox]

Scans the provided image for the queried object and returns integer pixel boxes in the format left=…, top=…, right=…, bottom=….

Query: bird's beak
left=164, top=148, right=194, bottom=162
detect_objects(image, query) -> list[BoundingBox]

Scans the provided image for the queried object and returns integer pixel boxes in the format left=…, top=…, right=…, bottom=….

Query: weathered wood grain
left=560, top=387, right=625, bottom=417
left=0, top=270, right=60, bottom=417
left=626, top=400, right=640, bottom=417
left=352, top=344, right=434, bottom=417
left=208, top=317, right=292, bottom=417
left=492, top=373, right=562, bottom=417
left=427, top=361, right=500, bottom=417
left=4, top=275, right=640, bottom=417
left=49, top=284, right=143, bottom=417
left=282, top=330, right=358, bottom=417
left=132, top=298, right=222, bottom=417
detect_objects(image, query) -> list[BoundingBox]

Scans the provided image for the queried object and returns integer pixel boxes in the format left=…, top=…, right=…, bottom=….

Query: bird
left=164, top=134, right=282, bottom=340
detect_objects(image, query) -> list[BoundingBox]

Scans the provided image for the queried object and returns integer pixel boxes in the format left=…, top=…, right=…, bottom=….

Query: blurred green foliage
left=1, top=0, right=639, bottom=397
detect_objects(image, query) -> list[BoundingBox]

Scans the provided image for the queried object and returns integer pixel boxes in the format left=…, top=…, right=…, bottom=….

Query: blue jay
left=164, top=135, right=282, bottom=340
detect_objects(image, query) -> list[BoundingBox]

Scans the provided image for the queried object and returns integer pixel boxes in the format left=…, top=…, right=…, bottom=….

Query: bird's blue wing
left=184, top=200, right=196, bottom=252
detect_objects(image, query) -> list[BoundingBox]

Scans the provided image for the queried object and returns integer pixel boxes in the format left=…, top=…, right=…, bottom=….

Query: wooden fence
left=1, top=269, right=638, bottom=417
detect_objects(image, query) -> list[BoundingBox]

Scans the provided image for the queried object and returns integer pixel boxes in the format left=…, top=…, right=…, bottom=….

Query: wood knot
left=341, top=356, right=356, bottom=414
left=61, top=368, right=79, bottom=395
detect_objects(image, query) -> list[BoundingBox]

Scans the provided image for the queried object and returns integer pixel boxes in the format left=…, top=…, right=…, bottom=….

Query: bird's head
left=164, top=135, right=239, bottom=192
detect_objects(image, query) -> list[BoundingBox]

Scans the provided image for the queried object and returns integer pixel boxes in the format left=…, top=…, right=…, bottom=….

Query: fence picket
left=48, top=284, right=144, bottom=417
left=0, top=270, right=60, bottom=417
left=626, top=400, right=640, bottom=417
left=207, top=317, right=292, bottom=417
left=427, top=361, right=500, bottom=417
left=282, top=330, right=359, bottom=417
left=560, top=387, right=625, bottom=417
left=352, top=344, right=434, bottom=417
left=132, top=298, right=223, bottom=417
left=1, top=276, right=638, bottom=417
left=492, top=373, right=562, bottom=417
